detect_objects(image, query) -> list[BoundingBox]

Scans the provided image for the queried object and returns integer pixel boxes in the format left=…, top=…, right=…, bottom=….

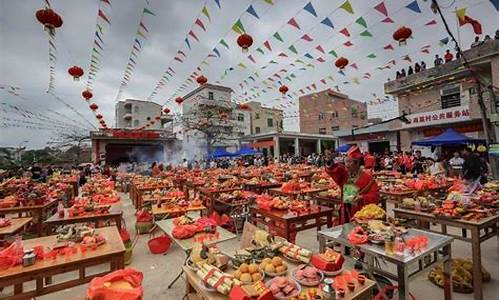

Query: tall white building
left=115, top=99, right=172, bottom=130
left=179, top=84, right=250, bottom=158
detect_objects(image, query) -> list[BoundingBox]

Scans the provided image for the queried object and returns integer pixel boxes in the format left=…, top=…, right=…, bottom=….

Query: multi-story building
left=245, top=101, right=283, bottom=134
left=299, top=90, right=368, bottom=136
left=115, top=99, right=171, bottom=129
left=384, top=39, right=499, bottom=153
left=180, top=84, right=251, bottom=157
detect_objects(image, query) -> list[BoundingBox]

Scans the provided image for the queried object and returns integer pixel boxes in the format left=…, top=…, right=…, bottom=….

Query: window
left=351, top=110, right=358, bottom=118
left=331, top=126, right=340, bottom=131
left=441, top=84, right=461, bottom=109
left=134, top=106, right=139, bottom=113
left=318, top=113, right=325, bottom=120
left=208, top=91, right=214, bottom=100
left=267, top=118, right=273, bottom=127
left=133, top=120, right=139, bottom=127
left=319, top=128, right=326, bottom=134
left=255, top=127, right=261, bottom=134
left=255, top=113, right=260, bottom=119
left=352, top=125, right=358, bottom=128
left=331, top=111, right=338, bottom=118
left=237, top=113, right=244, bottom=121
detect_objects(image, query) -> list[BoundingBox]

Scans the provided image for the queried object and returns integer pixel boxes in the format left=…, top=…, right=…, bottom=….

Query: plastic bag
left=0, top=242, right=22, bottom=270
left=87, top=267, right=143, bottom=300
left=135, top=209, right=153, bottom=223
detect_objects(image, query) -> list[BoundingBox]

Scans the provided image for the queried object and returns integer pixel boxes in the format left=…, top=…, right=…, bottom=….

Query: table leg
left=284, top=221, right=291, bottom=242
left=396, top=264, right=409, bottom=300
left=116, top=217, right=122, bottom=230
left=318, top=234, right=325, bottom=252
left=168, top=250, right=190, bottom=289
left=471, top=228, right=483, bottom=300
left=326, top=213, right=333, bottom=228
left=443, top=244, right=453, bottom=300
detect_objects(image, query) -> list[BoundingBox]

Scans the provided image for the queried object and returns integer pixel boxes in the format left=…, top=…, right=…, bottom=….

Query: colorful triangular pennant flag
left=339, top=28, right=350, bottom=37
left=195, top=18, right=206, bottom=31
left=339, top=1, right=354, bottom=14
left=273, top=32, right=283, bottom=42
left=202, top=6, right=211, bottom=22
left=188, top=30, right=199, bottom=41
left=374, top=2, right=388, bottom=16
left=220, top=39, right=229, bottom=49
left=320, top=17, right=334, bottom=29
left=143, top=7, right=156, bottom=16
left=406, top=0, right=421, bottom=13
left=246, top=5, right=259, bottom=19
left=287, top=18, right=300, bottom=30
left=360, top=30, right=373, bottom=37
left=355, top=17, right=367, bottom=28
left=232, top=19, right=245, bottom=34
left=303, top=2, right=317, bottom=17
left=301, top=34, right=313, bottom=42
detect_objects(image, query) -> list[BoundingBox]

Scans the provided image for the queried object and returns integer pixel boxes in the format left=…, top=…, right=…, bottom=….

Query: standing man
left=462, top=148, right=484, bottom=184
left=412, top=150, right=426, bottom=174
left=448, top=152, right=464, bottom=177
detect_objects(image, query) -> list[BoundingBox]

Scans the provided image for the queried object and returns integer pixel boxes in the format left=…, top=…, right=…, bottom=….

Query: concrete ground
left=37, top=193, right=498, bottom=300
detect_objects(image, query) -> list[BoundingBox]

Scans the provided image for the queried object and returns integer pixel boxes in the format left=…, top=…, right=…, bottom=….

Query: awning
left=412, top=128, right=484, bottom=146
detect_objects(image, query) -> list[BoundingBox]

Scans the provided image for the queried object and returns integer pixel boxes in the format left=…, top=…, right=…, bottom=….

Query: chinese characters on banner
left=402, top=105, right=470, bottom=129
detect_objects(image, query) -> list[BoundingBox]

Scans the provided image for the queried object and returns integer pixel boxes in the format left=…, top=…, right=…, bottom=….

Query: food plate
left=239, top=270, right=265, bottom=285
left=265, top=277, right=301, bottom=300
left=291, top=265, right=324, bottom=286
left=263, top=268, right=287, bottom=277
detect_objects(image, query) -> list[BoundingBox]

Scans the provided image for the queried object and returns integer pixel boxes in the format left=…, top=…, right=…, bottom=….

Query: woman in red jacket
left=326, top=146, right=380, bottom=224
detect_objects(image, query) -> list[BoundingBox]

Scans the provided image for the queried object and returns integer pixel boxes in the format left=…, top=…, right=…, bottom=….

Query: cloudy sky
left=0, top=0, right=498, bottom=148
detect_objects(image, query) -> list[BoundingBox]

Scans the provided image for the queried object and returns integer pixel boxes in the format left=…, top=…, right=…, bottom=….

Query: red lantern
left=279, top=85, right=289, bottom=95
left=89, top=103, right=98, bottom=111
left=335, top=57, right=349, bottom=69
left=155, top=116, right=161, bottom=121
left=82, top=90, right=93, bottom=100
left=35, top=8, right=63, bottom=35
left=146, top=124, right=151, bottom=127
left=393, top=26, right=412, bottom=45
left=175, top=97, right=183, bottom=105
left=236, top=33, right=253, bottom=52
left=99, top=120, right=105, bottom=124
left=327, top=89, right=336, bottom=97
left=146, top=116, right=151, bottom=121
left=238, top=103, right=250, bottom=111
left=68, top=66, right=84, bottom=81
left=96, top=114, right=103, bottom=120
left=163, top=108, right=171, bottom=114
left=150, top=120, right=155, bottom=125
left=196, top=75, right=207, bottom=86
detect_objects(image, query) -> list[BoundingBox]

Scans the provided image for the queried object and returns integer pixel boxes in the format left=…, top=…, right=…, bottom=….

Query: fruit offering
left=266, top=276, right=300, bottom=299
left=260, top=257, right=288, bottom=276
left=81, top=234, right=106, bottom=246
left=56, top=224, right=94, bottom=242
left=433, top=200, right=465, bottom=218
left=428, top=258, right=491, bottom=293
left=292, top=265, right=323, bottom=286
left=353, top=204, right=385, bottom=221
left=347, top=226, right=368, bottom=244
left=233, top=262, right=263, bottom=284
left=0, top=218, right=11, bottom=228
left=271, top=197, right=289, bottom=210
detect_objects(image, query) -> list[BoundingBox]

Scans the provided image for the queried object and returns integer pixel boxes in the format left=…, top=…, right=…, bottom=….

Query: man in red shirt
left=444, top=49, right=454, bottom=62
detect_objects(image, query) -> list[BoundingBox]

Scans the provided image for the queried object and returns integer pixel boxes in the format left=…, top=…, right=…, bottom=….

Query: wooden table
left=198, top=188, right=241, bottom=215
left=0, top=227, right=125, bottom=300
left=0, top=217, right=32, bottom=238
left=0, top=200, right=58, bottom=237
left=394, top=208, right=499, bottom=300
left=249, top=205, right=334, bottom=242
left=184, top=264, right=375, bottom=300
left=268, top=187, right=329, bottom=200
left=156, top=212, right=237, bottom=289
left=44, top=205, right=123, bottom=233
left=151, top=205, right=206, bottom=218
left=242, top=182, right=282, bottom=194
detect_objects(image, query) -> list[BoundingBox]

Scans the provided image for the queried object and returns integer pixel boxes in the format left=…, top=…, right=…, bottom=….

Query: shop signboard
left=402, top=105, right=470, bottom=129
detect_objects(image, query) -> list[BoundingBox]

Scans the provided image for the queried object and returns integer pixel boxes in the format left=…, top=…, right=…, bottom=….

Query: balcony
left=384, top=40, right=498, bottom=95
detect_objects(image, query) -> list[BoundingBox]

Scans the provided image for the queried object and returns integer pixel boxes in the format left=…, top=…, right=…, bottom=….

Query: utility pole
left=476, top=82, right=498, bottom=179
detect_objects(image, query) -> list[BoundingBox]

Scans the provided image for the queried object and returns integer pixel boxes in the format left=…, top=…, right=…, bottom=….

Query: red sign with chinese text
left=111, top=130, right=160, bottom=139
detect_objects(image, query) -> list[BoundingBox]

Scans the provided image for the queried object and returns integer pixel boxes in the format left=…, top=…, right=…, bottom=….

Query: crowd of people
left=395, top=31, right=498, bottom=80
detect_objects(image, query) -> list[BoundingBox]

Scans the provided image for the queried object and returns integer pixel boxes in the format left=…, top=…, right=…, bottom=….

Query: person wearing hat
left=325, top=146, right=380, bottom=224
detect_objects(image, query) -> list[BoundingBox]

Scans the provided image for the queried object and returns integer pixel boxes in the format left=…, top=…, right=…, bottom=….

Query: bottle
left=57, top=201, right=65, bottom=218
left=394, top=232, right=405, bottom=256
left=15, top=234, right=23, bottom=256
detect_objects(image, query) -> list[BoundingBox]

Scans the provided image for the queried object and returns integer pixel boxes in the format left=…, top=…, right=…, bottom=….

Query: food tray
left=265, top=277, right=301, bottom=300
left=291, top=265, right=324, bottom=287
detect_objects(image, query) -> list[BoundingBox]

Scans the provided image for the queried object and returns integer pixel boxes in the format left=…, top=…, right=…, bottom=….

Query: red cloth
left=325, top=164, right=379, bottom=224
left=458, top=15, right=482, bottom=35
left=444, top=52, right=453, bottom=62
